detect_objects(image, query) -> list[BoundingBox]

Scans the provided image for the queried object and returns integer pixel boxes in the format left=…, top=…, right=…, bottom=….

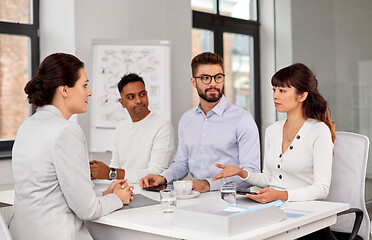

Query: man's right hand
left=90, top=160, right=110, bottom=179
left=139, top=174, right=166, bottom=189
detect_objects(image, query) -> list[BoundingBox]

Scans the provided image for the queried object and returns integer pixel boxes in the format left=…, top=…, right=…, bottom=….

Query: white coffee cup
left=173, top=180, right=193, bottom=195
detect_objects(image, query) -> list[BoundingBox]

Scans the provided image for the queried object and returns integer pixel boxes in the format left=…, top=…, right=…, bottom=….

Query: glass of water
left=220, top=183, right=237, bottom=205
left=160, top=189, right=177, bottom=213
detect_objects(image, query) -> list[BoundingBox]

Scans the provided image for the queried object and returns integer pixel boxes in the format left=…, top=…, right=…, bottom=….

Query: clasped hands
left=103, top=179, right=134, bottom=205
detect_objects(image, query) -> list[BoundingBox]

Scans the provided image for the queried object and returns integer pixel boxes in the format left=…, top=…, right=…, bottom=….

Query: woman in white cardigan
left=213, top=63, right=335, bottom=204
left=9, top=53, right=134, bottom=240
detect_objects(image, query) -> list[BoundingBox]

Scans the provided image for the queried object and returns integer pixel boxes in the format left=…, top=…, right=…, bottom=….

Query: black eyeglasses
left=194, top=73, right=225, bottom=84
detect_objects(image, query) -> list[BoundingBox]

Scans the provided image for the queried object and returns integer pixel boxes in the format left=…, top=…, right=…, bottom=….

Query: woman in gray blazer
left=9, top=53, right=133, bottom=240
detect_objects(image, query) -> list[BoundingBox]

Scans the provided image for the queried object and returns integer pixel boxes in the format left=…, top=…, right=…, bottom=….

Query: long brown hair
left=272, top=63, right=336, bottom=142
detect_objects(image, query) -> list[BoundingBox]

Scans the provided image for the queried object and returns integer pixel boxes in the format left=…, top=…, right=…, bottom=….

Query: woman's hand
left=102, top=179, right=128, bottom=196
left=113, top=184, right=134, bottom=205
left=212, top=164, right=248, bottom=181
left=245, top=187, right=288, bottom=204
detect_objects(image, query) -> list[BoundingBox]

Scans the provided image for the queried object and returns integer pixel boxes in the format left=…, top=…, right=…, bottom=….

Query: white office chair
left=0, top=214, right=12, bottom=240
left=325, top=131, right=371, bottom=240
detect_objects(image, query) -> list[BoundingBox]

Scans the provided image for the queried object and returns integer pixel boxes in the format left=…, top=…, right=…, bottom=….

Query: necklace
left=283, top=123, right=300, bottom=143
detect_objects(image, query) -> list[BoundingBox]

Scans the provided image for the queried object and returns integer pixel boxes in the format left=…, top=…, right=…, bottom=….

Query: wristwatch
left=108, top=168, right=117, bottom=180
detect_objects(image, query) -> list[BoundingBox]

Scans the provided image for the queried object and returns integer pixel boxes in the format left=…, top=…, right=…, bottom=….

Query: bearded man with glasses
left=140, top=52, right=260, bottom=193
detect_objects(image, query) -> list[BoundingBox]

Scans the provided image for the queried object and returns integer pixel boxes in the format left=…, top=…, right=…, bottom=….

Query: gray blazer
left=9, top=105, right=123, bottom=240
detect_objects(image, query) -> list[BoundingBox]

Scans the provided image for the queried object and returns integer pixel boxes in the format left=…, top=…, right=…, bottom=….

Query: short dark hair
left=191, top=52, right=224, bottom=77
left=24, top=53, right=84, bottom=106
left=117, top=73, right=145, bottom=93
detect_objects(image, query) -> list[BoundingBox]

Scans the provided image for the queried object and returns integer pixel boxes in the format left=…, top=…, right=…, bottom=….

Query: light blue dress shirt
left=161, top=95, right=260, bottom=191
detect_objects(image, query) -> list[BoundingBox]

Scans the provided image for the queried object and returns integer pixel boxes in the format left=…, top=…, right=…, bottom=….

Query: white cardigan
left=244, top=118, right=333, bottom=201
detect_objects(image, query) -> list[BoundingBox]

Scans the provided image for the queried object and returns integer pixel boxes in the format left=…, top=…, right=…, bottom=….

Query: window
left=0, top=0, right=39, bottom=159
left=191, top=28, right=214, bottom=106
left=192, top=0, right=261, bottom=129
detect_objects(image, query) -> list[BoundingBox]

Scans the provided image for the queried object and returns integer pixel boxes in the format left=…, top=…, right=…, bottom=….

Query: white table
left=0, top=183, right=349, bottom=240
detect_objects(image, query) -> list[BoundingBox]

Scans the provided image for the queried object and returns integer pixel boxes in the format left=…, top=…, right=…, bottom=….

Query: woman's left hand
left=103, top=179, right=128, bottom=196
left=245, top=187, right=288, bottom=204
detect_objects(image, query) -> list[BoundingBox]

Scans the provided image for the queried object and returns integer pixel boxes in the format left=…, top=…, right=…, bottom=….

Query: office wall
left=258, top=0, right=277, bottom=135
left=289, top=0, right=372, bottom=176
left=332, top=0, right=372, bottom=132
left=0, top=0, right=192, bottom=188
left=39, top=0, right=75, bottom=59
left=290, top=0, right=372, bottom=131
left=271, top=0, right=372, bottom=178
left=290, top=0, right=337, bottom=115
left=332, top=0, right=372, bottom=177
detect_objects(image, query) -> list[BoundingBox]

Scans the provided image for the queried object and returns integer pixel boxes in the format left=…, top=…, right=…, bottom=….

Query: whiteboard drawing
left=92, top=44, right=170, bottom=129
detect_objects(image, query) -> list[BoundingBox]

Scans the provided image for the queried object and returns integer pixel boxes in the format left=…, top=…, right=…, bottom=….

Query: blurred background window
left=191, top=0, right=260, bottom=129
left=0, top=0, right=39, bottom=158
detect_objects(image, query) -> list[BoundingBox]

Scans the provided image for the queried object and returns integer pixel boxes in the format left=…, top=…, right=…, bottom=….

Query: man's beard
left=196, top=82, right=223, bottom=103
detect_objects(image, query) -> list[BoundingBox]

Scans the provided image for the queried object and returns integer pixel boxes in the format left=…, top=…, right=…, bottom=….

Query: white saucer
left=176, top=191, right=200, bottom=199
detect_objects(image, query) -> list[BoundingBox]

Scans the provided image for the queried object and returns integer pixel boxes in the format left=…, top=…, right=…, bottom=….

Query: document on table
left=120, top=194, right=160, bottom=210
left=235, top=196, right=310, bottom=218
left=215, top=200, right=283, bottom=216
left=283, top=208, right=312, bottom=218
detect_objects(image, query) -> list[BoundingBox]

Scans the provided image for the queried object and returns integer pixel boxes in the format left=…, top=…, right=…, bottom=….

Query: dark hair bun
left=23, top=53, right=85, bottom=107
left=24, top=76, right=53, bottom=106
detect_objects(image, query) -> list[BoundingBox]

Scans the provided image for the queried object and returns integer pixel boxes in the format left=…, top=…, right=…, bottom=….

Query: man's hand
left=187, top=179, right=210, bottom=193
left=90, top=160, right=110, bottom=179
left=139, top=174, right=166, bottom=189
left=212, top=164, right=247, bottom=181
left=102, top=179, right=128, bottom=196
left=245, top=187, right=288, bottom=204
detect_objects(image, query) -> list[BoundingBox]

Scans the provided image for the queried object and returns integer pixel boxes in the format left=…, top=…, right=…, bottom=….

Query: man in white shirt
left=90, top=73, right=174, bottom=183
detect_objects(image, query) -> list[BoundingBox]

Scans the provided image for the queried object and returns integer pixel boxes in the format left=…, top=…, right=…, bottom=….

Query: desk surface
left=0, top=183, right=349, bottom=240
